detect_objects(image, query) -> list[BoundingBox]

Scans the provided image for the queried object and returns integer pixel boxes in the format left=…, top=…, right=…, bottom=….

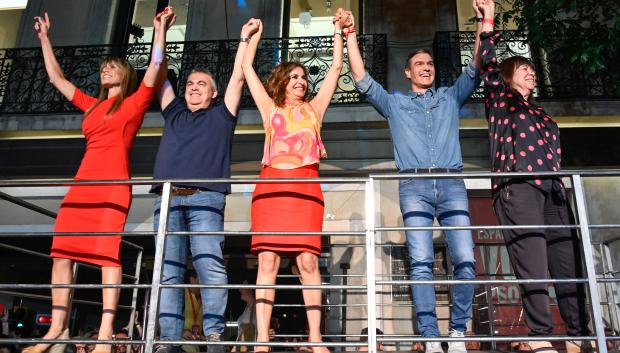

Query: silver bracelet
left=240, top=36, right=251, bottom=42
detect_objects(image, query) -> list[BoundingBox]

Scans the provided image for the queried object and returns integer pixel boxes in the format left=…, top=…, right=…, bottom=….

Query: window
left=288, top=0, right=360, bottom=37
left=129, top=0, right=189, bottom=43
left=0, top=0, right=28, bottom=49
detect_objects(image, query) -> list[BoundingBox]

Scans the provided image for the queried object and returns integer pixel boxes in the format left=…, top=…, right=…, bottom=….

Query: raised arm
left=343, top=11, right=365, bottom=82
left=477, top=0, right=503, bottom=92
left=309, top=9, right=345, bottom=121
left=241, top=20, right=273, bottom=123
left=144, top=7, right=175, bottom=89
left=224, top=19, right=260, bottom=116
left=34, top=13, right=76, bottom=101
left=345, top=12, right=392, bottom=119
left=156, top=60, right=176, bottom=110
left=471, top=0, right=484, bottom=69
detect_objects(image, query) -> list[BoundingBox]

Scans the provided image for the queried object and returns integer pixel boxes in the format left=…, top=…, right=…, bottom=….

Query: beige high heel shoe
left=21, top=328, right=69, bottom=353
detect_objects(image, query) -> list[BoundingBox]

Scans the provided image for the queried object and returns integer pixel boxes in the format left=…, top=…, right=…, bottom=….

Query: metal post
left=603, top=243, right=620, bottom=336
left=127, top=247, right=143, bottom=353
left=485, top=284, right=496, bottom=351
left=143, top=182, right=172, bottom=353
left=140, top=288, right=150, bottom=353
left=340, top=262, right=350, bottom=336
left=365, top=178, right=377, bottom=353
left=572, top=175, right=607, bottom=353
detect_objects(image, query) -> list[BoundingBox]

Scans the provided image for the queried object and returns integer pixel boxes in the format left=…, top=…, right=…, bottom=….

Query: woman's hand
left=33, top=12, right=50, bottom=39
left=241, top=18, right=260, bottom=39
left=472, top=0, right=483, bottom=19
left=256, top=18, right=264, bottom=38
left=154, top=6, right=176, bottom=32
left=333, top=8, right=354, bottom=30
left=478, top=0, right=495, bottom=19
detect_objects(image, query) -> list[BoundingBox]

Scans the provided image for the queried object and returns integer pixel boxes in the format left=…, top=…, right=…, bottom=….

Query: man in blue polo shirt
left=342, top=9, right=482, bottom=353
left=151, top=19, right=260, bottom=353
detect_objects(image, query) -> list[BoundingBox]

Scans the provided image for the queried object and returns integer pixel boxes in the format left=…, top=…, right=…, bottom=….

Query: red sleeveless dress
left=50, top=82, right=154, bottom=266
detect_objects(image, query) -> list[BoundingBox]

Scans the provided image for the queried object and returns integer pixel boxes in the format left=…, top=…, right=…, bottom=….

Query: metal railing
left=0, top=191, right=145, bottom=345
left=0, top=170, right=618, bottom=352
left=0, top=34, right=387, bottom=114
left=433, top=30, right=620, bottom=100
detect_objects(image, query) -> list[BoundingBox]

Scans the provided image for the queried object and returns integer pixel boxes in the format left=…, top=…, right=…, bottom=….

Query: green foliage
left=498, top=0, right=620, bottom=94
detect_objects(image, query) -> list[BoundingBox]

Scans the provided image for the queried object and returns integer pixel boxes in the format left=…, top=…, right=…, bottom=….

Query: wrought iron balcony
left=433, top=30, right=620, bottom=100
left=0, top=34, right=387, bottom=115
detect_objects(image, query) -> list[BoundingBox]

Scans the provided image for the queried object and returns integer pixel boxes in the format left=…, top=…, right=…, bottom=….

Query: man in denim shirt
left=343, top=10, right=482, bottom=353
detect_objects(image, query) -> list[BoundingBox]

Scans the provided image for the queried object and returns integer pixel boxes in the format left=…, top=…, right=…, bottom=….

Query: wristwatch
left=334, top=29, right=343, bottom=36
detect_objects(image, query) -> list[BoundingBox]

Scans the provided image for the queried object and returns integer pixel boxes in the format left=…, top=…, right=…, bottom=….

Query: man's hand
left=478, top=0, right=495, bottom=18
left=154, top=6, right=177, bottom=32
left=333, top=8, right=354, bottom=29
left=241, top=18, right=260, bottom=38
left=33, top=12, right=51, bottom=39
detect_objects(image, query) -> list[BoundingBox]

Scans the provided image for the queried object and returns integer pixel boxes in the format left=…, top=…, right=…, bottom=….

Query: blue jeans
left=399, top=178, right=475, bottom=337
left=154, top=191, right=228, bottom=341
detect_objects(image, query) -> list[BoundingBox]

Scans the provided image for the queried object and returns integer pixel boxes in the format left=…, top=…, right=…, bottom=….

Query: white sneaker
left=426, top=341, right=444, bottom=353
left=447, top=329, right=467, bottom=353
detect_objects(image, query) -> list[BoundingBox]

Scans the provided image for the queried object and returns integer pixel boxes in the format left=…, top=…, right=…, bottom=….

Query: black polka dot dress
left=480, top=31, right=563, bottom=193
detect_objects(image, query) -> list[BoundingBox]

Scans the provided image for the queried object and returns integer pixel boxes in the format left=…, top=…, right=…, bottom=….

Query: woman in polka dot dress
left=477, top=1, right=592, bottom=353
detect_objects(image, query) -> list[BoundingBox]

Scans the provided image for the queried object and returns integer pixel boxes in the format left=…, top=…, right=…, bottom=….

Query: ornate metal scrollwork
left=433, top=30, right=619, bottom=100
left=0, top=34, right=387, bottom=114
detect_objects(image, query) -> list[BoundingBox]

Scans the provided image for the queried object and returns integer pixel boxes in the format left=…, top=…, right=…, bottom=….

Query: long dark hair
left=84, top=57, right=137, bottom=118
left=265, top=62, right=309, bottom=107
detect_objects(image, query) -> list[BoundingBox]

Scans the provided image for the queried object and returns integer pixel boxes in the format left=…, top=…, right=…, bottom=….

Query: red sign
left=468, top=197, right=567, bottom=348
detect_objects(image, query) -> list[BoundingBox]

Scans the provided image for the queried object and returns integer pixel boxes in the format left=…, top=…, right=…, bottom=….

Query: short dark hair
left=499, top=55, right=535, bottom=86
left=360, top=327, right=384, bottom=341
left=188, top=68, right=218, bottom=91
left=405, top=49, right=433, bottom=68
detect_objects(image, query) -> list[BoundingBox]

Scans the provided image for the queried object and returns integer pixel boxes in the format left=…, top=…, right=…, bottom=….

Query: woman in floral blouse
left=477, top=1, right=592, bottom=353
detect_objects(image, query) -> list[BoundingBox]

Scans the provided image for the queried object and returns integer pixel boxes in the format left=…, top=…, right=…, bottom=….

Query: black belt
left=158, top=186, right=204, bottom=196
left=400, top=168, right=461, bottom=173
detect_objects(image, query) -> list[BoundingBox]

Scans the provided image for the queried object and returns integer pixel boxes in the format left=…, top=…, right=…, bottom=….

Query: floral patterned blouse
left=261, top=101, right=327, bottom=169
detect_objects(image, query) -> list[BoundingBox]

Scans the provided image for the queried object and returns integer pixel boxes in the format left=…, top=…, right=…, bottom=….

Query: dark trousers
left=493, top=181, right=590, bottom=336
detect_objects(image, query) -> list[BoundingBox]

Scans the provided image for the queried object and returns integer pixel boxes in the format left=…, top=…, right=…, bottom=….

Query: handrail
left=0, top=191, right=57, bottom=218
left=0, top=171, right=617, bottom=352
left=0, top=169, right=618, bottom=187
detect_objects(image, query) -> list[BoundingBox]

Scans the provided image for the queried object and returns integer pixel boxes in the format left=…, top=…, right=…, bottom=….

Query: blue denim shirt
left=355, top=64, right=480, bottom=170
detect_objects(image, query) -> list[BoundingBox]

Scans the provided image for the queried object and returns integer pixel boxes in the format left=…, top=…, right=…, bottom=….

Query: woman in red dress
left=24, top=9, right=175, bottom=353
left=241, top=11, right=348, bottom=353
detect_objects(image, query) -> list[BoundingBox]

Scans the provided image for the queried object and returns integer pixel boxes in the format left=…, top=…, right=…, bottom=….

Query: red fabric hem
left=50, top=249, right=121, bottom=267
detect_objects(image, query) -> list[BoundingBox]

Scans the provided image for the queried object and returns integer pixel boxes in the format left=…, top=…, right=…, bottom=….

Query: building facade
left=1, top=0, right=619, bottom=347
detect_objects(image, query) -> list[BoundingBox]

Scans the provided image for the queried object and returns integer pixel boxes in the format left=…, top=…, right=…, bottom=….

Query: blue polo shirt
left=151, top=97, right=237, bottom=194
left=355, top=64, right=479, bottom=170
